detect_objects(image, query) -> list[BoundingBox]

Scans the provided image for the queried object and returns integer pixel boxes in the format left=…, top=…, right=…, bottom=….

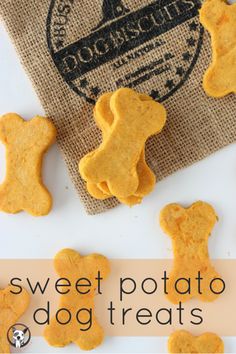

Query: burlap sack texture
left=0, top=0, right=236, bottom=214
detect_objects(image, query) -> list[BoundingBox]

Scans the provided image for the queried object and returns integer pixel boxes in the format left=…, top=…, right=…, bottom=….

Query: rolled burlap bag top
left=1, top=0, right=236, bottom=214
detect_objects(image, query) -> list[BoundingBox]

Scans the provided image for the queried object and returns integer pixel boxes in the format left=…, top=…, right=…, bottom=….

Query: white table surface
left=1, top=20, right=236, bottom=353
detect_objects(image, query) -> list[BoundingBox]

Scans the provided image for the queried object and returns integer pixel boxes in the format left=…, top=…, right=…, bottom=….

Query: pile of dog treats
left=79, top=88, right=167, bottom=206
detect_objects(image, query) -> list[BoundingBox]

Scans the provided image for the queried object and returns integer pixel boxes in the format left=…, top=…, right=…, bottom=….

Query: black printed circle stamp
left=47, top=0, right=204, bottom=104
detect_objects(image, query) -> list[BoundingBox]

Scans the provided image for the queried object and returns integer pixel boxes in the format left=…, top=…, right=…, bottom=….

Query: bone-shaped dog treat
left=168, top=330, right=224, bottom=353
left=95, top=92, right=156, bottom=197
left=87, top=92, right=156, bottom=205
left=159, top=201, right=222, bottom=304
left=44, top=249, right=110, bottom=351
left=0, top=285, right=30, bottom=354
left=0, top=113, right=56, bottom=216
left=200, top=0, right=236, bottom=97
left=79, top=88, right=166, bottom=198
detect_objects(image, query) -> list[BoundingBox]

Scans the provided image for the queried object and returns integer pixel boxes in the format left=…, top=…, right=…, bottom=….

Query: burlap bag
left=0, top=0, right=236, bottom=214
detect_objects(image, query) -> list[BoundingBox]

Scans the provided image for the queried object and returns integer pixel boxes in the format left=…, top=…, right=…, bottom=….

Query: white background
left=1, top=16, right=236, bottom=353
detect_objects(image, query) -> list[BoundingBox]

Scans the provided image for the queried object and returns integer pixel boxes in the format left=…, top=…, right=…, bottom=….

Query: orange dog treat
left=80, top=88, right=166, bottom=199
left=87, top=182, right=142, bottom=206
left=95, top=92, right=156, bottom=197
left=168, top=330, right=224, bottom=353
left=44, top=249, right=110, bottom=351
left=86, top=92, right=156, bottom=206
left=0, top=113, right=56, bottom=216
left=160, top=201, right=222, bottom=304
left=0, top=285, right=30, bottom=354
left=200, top=0, right=236, bottom=97
left=86, top=181, right=111, bottom=201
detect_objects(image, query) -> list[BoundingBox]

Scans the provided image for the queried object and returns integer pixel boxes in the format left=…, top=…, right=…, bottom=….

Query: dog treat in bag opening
left=2, top=0, right=236, bottom=214
left=80, top=88, right=166, bottom=205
